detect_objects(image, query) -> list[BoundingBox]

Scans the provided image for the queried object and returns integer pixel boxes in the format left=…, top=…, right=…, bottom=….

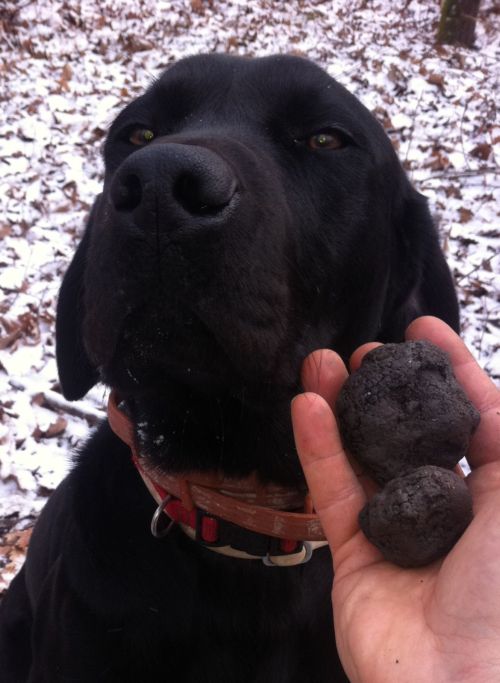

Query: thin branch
left=455, top=253, right=497, bottom=284
left=8, top=378, right=105, bottom=426
left=416, top=166, right=498, bottom=184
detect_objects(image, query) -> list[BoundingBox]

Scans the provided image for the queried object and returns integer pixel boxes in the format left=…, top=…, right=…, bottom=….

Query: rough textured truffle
left=336, top=340, right=480, bottom=567
left=359, top=466, right=473, bottom=567
left=336, top=340, right=480, bottom=485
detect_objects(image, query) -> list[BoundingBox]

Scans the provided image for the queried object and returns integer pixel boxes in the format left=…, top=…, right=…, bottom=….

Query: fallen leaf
left=32, top=416, right=68, bottom=441
left=59, top=63, right=73, bottom=92
left=427, top=73, right=445, bottom=89
left=459, top=208, right=473, bottom=223
left=469, top=143, right=492, bottom=160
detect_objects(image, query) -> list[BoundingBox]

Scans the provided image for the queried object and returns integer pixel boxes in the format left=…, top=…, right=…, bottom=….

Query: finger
left=300, top=349, right=379, bottom=495
left=291, top=392, right=367, bottom=555
left=349, top=341, right=382, bottom=372
left=301, top=349, right=348, bottom=410
left=406, top=316, right=500, bottom=469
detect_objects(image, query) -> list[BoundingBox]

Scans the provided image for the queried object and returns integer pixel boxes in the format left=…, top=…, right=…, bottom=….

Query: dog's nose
left=110, top=143, right=238, bottom=225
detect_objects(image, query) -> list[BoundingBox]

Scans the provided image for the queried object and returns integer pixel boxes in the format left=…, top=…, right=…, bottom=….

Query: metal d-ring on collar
left=262, top=541, right=314, bottom=566
left=151, top=494, right=175, bottom=538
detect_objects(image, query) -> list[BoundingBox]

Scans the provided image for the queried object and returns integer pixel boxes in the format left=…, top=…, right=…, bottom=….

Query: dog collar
left=107, top=390, right=328, bottom=566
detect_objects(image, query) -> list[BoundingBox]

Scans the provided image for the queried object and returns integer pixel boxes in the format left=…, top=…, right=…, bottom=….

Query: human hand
left=291, top=316, right=500, bottom=683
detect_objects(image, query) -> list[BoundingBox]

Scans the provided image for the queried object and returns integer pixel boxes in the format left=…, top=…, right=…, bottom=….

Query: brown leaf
left=459, top=207, right=473, bottom=223
left=191, top=0, right=204, bottom=13
left=445, top=185, right=462, bottom=199
left=44, top=416, right=68, bottom=438
left=63, top=181, right=79, bottom=204
left=5, top=528, right=32, bottom=552
left=0, top=326, right=23, bottom=350
left=0, top=528, right=33, bottom=573
left=121, top=35, right=154, bottom=53
left=427, top=72, right=445, bottom=89
left=0, top=224, right=12, bottom=239
left=58, top=63, right=72, bottom=92
left=32, top=416, right=68, bottom=441
left=372, top=106, right=393, bottom=130
left=226, top=36, right=239, bottom=50
left=31, top=392, right=46, bottom=407
left=17, top=311, right=41, bottom=345
left=426, top=149, right=451, bottom=171
left=191, top=0, right=213, bottom=13
left=469, top=143, right=492, bottom=160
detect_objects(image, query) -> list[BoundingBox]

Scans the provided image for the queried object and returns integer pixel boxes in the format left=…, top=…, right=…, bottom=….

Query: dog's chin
left=100, top=342, right=303, bottom=482
left=124, top=375, right=302, bottom=482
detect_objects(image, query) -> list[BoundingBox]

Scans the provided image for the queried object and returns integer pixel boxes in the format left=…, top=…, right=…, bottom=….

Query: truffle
left=359, top=466, right=473, bottom=567
left=336, top=340, right=479, bottom=567
left=336, top=340, right=480, bottom=485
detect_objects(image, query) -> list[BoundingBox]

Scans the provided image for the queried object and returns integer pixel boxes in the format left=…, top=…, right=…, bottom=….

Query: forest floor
left=0, top=0, right=498, bottom=592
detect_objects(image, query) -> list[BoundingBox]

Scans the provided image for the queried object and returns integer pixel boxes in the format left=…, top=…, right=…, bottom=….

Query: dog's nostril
left=112, top=174, right=143, bottom=212
left=173, top=172, right=235, bottom=216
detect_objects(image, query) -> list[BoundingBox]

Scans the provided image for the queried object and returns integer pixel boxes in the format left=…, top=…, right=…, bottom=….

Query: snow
left=0, top=0, right=499, bottom=587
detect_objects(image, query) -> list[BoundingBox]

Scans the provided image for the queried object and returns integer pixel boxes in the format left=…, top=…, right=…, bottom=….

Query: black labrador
left=0, top=54, right=459, bottom=682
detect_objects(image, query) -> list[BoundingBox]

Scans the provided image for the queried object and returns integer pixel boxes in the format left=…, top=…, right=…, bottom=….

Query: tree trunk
left=437, top=0, right=481, bottom=47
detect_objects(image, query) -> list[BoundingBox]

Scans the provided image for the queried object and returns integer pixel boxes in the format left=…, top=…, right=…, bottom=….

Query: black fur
left=0, top=54, right=459, bottom=682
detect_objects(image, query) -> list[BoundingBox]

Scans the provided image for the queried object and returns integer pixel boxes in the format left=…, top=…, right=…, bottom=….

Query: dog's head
left=56, top=55, right=458, bottom=481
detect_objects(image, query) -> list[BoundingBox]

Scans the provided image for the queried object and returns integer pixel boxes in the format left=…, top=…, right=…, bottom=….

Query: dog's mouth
left=92, top=302, right=305, bottom=482
left=91, top=301, right=300, bottom=405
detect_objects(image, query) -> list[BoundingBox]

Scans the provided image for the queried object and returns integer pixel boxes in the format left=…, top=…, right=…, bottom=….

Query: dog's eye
left=306, top=129, right=347, bottom=151
left=129, top=128, right=155, bottom=146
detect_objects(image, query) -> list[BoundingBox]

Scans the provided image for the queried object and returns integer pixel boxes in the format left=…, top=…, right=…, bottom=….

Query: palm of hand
left=334, top=462, right=500, bottom=683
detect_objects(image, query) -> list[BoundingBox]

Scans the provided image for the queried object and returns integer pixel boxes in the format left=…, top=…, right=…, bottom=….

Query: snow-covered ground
left=0, top=0, right=498, bottom=589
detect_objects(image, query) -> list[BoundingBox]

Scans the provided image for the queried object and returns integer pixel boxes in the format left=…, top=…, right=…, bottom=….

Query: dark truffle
left=336, top=340, right=480, bottom=485
left=359, top=466, right=473, bottom=567
left=336, top=340, right=480, bottom=567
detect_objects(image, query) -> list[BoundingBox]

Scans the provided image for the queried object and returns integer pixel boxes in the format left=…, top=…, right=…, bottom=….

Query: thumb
left=291, top=392, right=368, bottom=561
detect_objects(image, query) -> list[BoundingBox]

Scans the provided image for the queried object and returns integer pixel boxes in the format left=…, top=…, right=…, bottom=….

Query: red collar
left=107, top=390, right=327, bottom=564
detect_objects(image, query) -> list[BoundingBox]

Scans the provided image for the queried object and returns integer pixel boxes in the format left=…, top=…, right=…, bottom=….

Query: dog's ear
left=379, top=185, right=460, bottom=341
left=56, top=198, right=101, bottom=400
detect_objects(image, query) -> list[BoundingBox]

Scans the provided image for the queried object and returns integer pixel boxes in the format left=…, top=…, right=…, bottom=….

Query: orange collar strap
left=107, top=390, right=326, bottom=547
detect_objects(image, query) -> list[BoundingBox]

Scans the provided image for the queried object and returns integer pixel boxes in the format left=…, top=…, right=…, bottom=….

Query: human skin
left=291, top=316, right=500, bottom=683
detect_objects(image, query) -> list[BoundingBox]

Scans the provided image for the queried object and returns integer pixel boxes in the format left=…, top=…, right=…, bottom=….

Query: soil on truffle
left=359, top=465, right=473, bottom=567
left=336, top=340, right=480, bottom=485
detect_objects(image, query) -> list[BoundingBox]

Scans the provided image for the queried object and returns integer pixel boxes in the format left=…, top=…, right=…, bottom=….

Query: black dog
left=0, top=54, right=459, bottom=682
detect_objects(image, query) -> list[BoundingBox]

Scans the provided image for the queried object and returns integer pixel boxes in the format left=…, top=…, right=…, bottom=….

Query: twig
left=405, top=88, right=425, bottom=176
left=8, top=378, right=105, bottom=426
left=455, top=253, right=497, bottom=284
left=417, top=166, right=498, bottom=184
